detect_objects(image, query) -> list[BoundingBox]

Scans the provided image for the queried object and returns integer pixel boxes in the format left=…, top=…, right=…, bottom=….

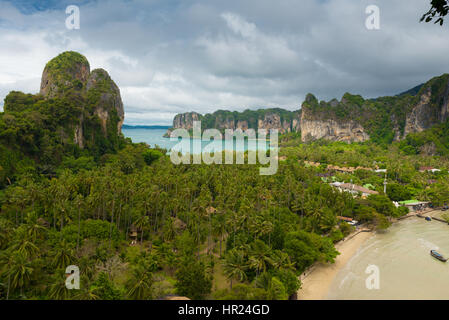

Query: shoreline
left=297, top=209, right=446, bottom=300
left=297, top=229, right=374, bottom=300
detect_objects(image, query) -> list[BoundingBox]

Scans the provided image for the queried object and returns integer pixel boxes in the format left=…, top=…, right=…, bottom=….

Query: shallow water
left=123, top=128, right=270, bottom=152
left=327, top=218, right=449, bottom=300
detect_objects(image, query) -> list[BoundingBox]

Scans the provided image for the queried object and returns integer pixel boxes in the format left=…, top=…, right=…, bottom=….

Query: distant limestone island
left=164, top=73, right=449, bottom=145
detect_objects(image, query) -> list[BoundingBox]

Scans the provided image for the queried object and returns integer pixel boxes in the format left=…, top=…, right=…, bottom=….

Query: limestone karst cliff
left=167, top=74, right=449, bottom=145
left=38, top=51, right=125, bottom=150
left=165, top=109, right=301, bottom=137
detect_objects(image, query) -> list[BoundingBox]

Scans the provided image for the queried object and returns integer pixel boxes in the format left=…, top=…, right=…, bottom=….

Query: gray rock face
left=236, top=120, right=248, bottom=131
left=39, top=52, right=124, bottom=148
left=404, top=81, right=449, bottom=137
left=215, top=116, right=235, bottom=130
left=167, top=110, right=301, bottom=135
left=87, top=69, right=125, bottom=134
left=300, top=114, right=370, bottom=143
left=258, top=113, right=281, bottom=131
left=166, top=73, right=449, bottom=144
left=404, top=88, right=433, bottom=136
left=40, top=52, right=90, bottom=98
left=173, top=112, right=201, bottom=130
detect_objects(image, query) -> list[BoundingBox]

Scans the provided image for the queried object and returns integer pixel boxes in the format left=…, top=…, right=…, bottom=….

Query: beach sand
left=297, top=230, right=374, bottom=300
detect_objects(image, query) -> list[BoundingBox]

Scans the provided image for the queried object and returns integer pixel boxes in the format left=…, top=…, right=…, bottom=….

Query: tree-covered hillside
left=1, top=52, right=449, bottom=301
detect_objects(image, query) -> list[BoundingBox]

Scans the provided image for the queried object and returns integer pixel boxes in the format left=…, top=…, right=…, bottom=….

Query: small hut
left=129, top=224, right=138, bottom=245
left=37, top=217, right=50, bottom=228
left=173, top=218, right=187, bottom=231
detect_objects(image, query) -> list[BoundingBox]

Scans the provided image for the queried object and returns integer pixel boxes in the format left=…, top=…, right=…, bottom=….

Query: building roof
left=304, top=161, right=320, bottom=167
left=337, top=183, right=379, bottom=195
left=398, top=200, right=430, bottom=206
left=327, top=165, right=373, bottom=173
left=337, top=216, right=353, bottom=222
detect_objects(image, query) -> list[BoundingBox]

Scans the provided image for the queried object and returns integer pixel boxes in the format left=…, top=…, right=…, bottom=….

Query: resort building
left=327, top=165, right=373, bottom=174
left=419, top=166, right=441, bottom=173
left=398, top=200, right=430, bottom=212
left=331, top=182, right=379, bottom=198
left=336, top=216, right=358, bottom=226
left=303, top=161, right=321, bottom=167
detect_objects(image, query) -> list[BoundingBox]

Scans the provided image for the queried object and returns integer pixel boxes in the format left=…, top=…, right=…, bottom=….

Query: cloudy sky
left=0, top=0, right=448, bottom=125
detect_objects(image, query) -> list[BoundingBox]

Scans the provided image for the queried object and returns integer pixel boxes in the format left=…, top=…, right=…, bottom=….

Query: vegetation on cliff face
left=168, top=74, right=449, bottom=148
left=40, top=51, right=90, bottom=98
left=399, top=121, right=449, bottom=156
left=168, top=108, right=301, bottom=134
left=0, top=52, right=126, bottom=187
left=301, top=74, right=449, bottom=146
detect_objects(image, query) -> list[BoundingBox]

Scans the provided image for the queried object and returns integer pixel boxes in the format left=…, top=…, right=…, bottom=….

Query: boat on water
left=430, top=250, right=448, bottom=262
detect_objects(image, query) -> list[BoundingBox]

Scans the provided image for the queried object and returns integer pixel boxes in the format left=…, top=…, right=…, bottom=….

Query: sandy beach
left=297, top=229, right=374, bottom=300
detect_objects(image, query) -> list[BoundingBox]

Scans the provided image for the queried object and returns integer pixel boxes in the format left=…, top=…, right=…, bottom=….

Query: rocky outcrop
left=236, top=120, right=248, bottom=131
left=40, top=52, right=90, bottom=98
left=215, top=115, right=235, bottom=131
left=39, top=51, right=124, bottom=149
left=404, top=77, right=449, bottom=137
left=166, top=74, right=449, bottom=144
left=86, top=68, right=125, bottom=134
left=299, top=93, right=370, bottom=143
left=300, top=117, right=369, bottom=143
left=300, top=74, right=449, bottom=143
left=172, top=112, right=201, bottom=130
left=404, top=87, right=433, bottom=136
left=166, top=110, right=301, bottom=136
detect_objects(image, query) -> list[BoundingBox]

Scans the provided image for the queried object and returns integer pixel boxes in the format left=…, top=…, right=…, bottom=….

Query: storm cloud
left=0, top=0, right=448, bottom=124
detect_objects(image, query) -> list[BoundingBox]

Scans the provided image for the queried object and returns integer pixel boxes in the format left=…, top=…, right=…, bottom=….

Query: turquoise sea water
left=122, top=128, right=271, bottom=153
left=327, top=217, right=449, bottom=300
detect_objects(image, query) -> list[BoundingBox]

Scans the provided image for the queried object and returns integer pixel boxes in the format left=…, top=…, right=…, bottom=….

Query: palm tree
left=0, top=251, right=13, bottom=299
left=48, top=270, right=71, bottom=300
left=0, top=220, right=12, bottom=250
left=52, top=241, right=76, bottom=269
left=73, top=284, right=100, bottom=300
left=212, top=213, right=226, bottom=257
left=222, top=249, right=248, bottom=289
left=271, top=250, right=295, bottom=271
left=10, top=230, right=40, bottom=259
left=5, top=252, right=34, bottom=297
left=248, top=240, right=273, bottom=276
left=24, top=212, right=47, bottom=241
left=126, top=266, right=153, bottom=300
left=134, top=215, right=150, bottom=245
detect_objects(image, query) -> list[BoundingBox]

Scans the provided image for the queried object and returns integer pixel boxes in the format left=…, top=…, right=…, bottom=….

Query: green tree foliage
left=2, top=67, right=449, bottom=300
left=284, top=231, right=339, bottom=272
left=175, top=257, right=212, bottom=299
left=386, top=183, right=412, bottom=202
left=90, top=272, right=123, bottom=300
left=421, top=0, right=449, bottom=25
left=143, top=149, right=163, bottom=165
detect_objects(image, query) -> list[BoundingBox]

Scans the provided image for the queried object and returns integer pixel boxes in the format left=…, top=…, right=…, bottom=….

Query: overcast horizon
left=1, top=0, right=448, bottom=125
